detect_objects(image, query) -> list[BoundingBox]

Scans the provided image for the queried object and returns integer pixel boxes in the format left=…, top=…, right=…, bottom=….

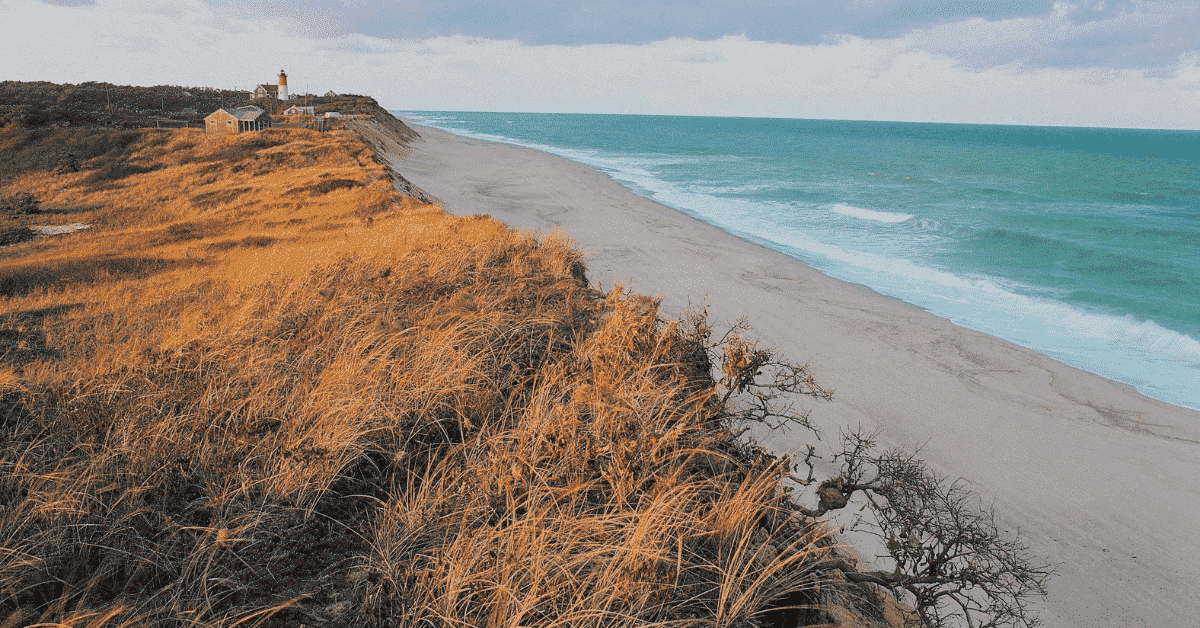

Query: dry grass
left=0, top=124, right=886, bottom=627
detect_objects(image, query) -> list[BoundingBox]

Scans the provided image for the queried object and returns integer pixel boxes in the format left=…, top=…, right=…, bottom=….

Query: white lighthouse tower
left=278, top=69, right=289, bottom=101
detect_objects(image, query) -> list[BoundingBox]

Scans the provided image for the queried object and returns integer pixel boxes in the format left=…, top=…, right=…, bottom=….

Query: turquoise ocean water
left=399, top=111, right=1200, bottom=411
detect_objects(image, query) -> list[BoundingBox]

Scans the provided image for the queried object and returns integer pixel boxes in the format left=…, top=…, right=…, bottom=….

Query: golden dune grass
left=0, top=126, right=896, bottom=627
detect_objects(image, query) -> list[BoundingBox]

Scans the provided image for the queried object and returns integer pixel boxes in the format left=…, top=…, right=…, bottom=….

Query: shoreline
left=405, top=116, right=1199, bottom=414
left=384, top=120, right=1200, bottom=628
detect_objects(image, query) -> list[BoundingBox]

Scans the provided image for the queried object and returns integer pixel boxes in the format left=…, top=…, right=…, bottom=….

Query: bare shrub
left=808, top=431, right=1054, bottom=628
left=705, top=322, right=1054, bottom=627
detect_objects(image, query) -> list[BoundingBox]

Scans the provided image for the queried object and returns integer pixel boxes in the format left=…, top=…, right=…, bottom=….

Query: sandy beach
left=380, top=121, right=1200, bottom=628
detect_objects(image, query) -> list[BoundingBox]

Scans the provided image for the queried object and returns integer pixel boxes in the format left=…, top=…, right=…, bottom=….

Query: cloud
left=169, top=1, right=1050, bottom=46
left=2, top=0, right=1198, bottom=128
left=903, top=1, right=1200, bottom=68
left=203, top=1, right=1200, bottom=74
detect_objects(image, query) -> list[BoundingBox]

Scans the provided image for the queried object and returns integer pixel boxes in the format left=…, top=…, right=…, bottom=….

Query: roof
left=232, top=105, right=267, bottom=121
left=256, top=84, right=279, bottom=94
left=205, top=106, right=267, bottom=121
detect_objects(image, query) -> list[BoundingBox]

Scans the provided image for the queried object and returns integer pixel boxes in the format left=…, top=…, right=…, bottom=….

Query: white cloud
left=2, top=0, right=1198, bottom=128
left=902, top=1, right=1199, bottom=68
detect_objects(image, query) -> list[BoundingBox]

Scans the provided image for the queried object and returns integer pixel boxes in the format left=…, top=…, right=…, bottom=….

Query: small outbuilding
left=205, top=105, right=272, bottom=134
left=285, top=105, right=316, bottom=115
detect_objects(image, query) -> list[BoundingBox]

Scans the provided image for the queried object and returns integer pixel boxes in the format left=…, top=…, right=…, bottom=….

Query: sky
left=2, top=0, right=1199, bottom=128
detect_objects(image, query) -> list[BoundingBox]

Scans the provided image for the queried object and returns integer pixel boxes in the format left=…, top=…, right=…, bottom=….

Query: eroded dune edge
left=381, top=117, right=1200, bottom=628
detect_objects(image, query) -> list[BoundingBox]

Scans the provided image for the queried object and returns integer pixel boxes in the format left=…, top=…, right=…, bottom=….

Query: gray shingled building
left=204, top=105, right=272, bottom=134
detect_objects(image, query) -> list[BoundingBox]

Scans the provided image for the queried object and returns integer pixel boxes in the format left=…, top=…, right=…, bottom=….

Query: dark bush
left=53, top=152, right=81, bottom=174
left=0, top=126, right=142, bottom=178
left=1, top=80, right=251, bottom=128
left=204, top=134, right=290, bottom=164
left=205, top=236, right=276, bottom=252
left=287, top=178, right=359, bottom=196
left=149, top=221, right=226, bottom=246
left=0, top=192, right=40, bottom=216
left=84, top=161, right=161, bottom=184
left=191, top=187, right=251, bottom=210
left=0, top=225, right=35, bottom=246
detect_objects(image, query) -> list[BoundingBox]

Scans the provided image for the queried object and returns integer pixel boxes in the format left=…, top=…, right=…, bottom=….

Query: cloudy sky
left=3, top=0, right=1199, bottom=128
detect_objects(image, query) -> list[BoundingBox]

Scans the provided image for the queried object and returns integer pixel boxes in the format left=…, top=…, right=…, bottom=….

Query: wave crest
left=831, top=203, right=914, bottom=223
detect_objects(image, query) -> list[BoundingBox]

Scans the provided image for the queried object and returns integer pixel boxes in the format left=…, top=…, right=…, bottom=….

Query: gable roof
left=205, top=106, right=267, bottom=122
left=256, top=84, right=279, bottom=94
left=231, top=105, right=267, bottom=120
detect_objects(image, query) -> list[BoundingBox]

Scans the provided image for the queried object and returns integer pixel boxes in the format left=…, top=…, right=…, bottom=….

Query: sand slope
left=382, top=122, right=1200, bottom=628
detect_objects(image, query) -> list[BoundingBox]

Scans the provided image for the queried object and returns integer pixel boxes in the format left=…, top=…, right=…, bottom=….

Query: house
left=253, top=69, right=290, bottom=100
left=253, top=84, right=278, bottom=99
left=285, top=105, right=316, bottom=115
left=204, top=105, right=272, bottom=134
left=323, top=111, right=342, bottom=118
left=324, top=90, right=338, bottom=97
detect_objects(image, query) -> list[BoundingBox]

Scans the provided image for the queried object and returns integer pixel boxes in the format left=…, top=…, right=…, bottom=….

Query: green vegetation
left=0, top=80, right=406, bottom=135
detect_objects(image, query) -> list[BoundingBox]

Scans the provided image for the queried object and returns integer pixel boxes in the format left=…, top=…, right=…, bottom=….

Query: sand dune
left=382, top=121, right=1200, bottom=628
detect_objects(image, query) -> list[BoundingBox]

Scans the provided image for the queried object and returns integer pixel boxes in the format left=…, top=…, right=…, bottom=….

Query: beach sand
left=382, top=121, right=1200, bottom=628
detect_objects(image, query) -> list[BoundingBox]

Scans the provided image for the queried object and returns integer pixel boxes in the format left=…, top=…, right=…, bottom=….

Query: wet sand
left=382, top=121, right=1200, bottom=628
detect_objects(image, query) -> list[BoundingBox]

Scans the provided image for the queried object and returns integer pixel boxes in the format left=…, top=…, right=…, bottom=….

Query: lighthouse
left=278, top=69, right=289, bottom=101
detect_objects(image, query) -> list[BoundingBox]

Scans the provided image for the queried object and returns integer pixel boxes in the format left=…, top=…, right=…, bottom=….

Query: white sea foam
left=831, top=203, right=914, bottom=223
left=596, top=165, right=1200, bottom=406
left=412, top=115, right=1200, bottom=410
left=688, top=181, right=811, bottom=194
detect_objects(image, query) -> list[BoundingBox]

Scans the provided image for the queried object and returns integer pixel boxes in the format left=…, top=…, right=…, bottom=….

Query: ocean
left=398, top=111, right=1200, bottom=411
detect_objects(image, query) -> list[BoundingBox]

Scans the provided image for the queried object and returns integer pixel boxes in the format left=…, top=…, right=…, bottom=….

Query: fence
left=152, top=118, right=191, bottom=129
